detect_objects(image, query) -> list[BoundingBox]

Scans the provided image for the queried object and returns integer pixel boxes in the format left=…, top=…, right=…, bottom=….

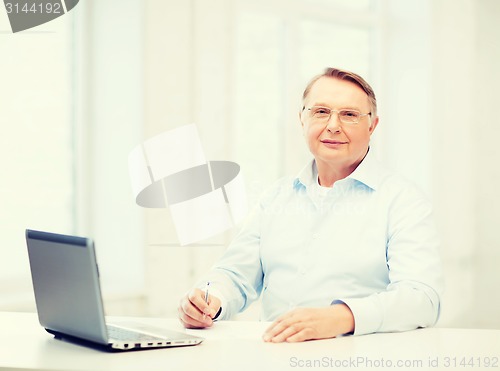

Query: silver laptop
left=25, top=229, right=203, bottom=351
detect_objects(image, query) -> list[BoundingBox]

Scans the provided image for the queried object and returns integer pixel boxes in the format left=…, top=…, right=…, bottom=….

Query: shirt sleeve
left=333, top=185, right=444, bottom=336
left=194, top=198, right=265, bottom=320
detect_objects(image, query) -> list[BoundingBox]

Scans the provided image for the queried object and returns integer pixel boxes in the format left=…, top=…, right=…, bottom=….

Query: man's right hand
left=178, top=288, right=222, bottom=329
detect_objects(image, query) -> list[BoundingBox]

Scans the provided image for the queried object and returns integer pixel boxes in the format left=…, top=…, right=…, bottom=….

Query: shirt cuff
left=212, top=307, right=222, bottom=320
left=204, top=286, right=228, bottom=321
left=332, top=297, right=383, bottom=336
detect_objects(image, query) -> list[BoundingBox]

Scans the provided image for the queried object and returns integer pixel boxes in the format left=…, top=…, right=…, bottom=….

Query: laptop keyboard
left=107, top=325, right=166, bottom=341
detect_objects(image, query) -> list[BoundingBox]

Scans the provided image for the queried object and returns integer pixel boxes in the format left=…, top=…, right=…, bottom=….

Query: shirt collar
left=293, top=161, right=316, bottom=191
left=345, top=148, right=381, bottom=190
left=293, top=148, right=382, bottom=191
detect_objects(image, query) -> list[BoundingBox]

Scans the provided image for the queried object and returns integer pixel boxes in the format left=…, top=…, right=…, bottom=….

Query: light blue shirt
left=201, top=149, right=444, bottom=336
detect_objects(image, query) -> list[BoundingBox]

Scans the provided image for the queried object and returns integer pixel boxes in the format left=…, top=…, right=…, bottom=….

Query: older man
left=178, top=67, right=443, bottom=342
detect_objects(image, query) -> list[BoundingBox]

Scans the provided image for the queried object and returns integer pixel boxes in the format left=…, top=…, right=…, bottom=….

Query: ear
left=299, top=109, right=305, bottom=130
left=369, top=116, right=379, bottom=134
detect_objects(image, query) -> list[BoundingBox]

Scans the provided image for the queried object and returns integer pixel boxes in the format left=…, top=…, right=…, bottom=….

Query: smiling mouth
left=321, top=139, right=348, bottom=145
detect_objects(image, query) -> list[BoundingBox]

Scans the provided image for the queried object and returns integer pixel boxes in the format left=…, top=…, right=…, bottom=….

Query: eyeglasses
left=304, top=106, right=371, bottom=125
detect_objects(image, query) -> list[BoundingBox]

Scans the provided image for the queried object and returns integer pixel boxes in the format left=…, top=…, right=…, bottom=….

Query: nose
left=326, top=113, right=342, bottom=133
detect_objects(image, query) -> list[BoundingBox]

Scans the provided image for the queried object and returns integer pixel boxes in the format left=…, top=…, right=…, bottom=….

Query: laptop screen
left=26, top=229, right=109, bottom=344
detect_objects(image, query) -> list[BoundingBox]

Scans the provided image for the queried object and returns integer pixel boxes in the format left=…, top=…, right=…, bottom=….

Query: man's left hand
left=262, top=304, right=354, bottom=343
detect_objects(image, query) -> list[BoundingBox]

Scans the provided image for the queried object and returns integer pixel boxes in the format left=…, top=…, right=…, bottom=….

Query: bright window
left=0, top=12, right=73, bottom=306
left=0, top=16, right=73, bottom=274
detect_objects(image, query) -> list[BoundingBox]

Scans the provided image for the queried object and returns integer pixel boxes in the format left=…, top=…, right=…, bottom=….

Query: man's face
left=300, top=76, right=378, bottom=170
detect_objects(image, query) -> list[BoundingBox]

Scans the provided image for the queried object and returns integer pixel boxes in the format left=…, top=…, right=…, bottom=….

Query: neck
left=316, top=149, right=369, bottom=187
left=316, top=163, right=355, bottom=187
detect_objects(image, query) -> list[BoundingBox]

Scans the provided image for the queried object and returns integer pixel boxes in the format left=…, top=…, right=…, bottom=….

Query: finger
left=177, top=305, right=212, bottom=329
left=187, top=289, right=211, bottom=313
left=284, top=328, right=315, bottom=343
left=194, top=293, right=219, bottom=318
left=264, top=307, right=301, bottom=333
left=269, top=323, right=302, bottom=343
left=263, top=312, right=288, bottom=335
left=187, top=289, right=218, bottom=320
left=263, top=318, right=293, bottom=342
left=181, top=295, right=213, bottom=326
left=205, top=295, right=221, bottom=318
left=179, top=310, right=213, bottom=328
left=263, top=321, right=280, bottom=341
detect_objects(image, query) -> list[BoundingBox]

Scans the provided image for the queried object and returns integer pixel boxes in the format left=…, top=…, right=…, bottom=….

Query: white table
left=1, top=312, right=499, bottom=371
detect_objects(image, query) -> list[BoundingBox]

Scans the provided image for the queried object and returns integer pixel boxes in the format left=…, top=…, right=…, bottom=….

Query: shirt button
left=312, top=233, right=319, bottom=239
left=299, top=267, right=307, bottom=274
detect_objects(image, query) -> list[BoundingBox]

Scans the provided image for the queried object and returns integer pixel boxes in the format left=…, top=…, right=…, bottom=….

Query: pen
left=204, top=281, right=210, bottom=303
left=203, top=281, right=210, bottom=319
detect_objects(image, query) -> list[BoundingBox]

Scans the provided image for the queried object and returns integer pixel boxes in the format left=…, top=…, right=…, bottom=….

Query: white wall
left=426, top=0, right=500, bottom=329
left=378, top=0, right=434, bottom=196
left=75, top=0, right=145, bottom=298
left=472, top=0, right=500, bottom=328
left=0, top=4, right=73, bottom=310
left=376, top=0, right=500, bottom=329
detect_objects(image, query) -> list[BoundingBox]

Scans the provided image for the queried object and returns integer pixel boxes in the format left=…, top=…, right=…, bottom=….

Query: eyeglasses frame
left=303, top=106, right=371, bottom=125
